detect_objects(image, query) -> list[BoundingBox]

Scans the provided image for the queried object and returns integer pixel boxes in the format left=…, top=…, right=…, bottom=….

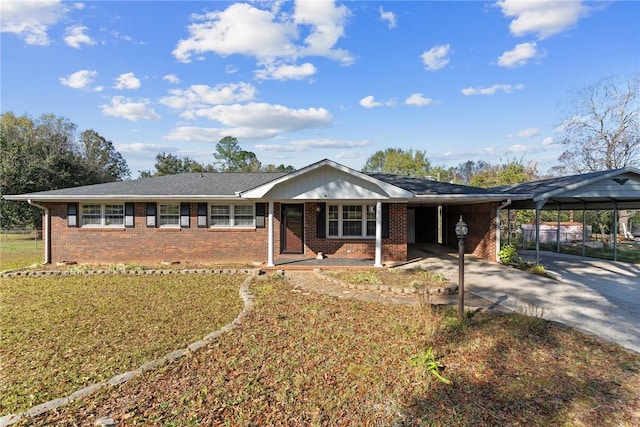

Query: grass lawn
left=326, top=267, right=449, bottom=289
left=0, top=273, right=245, bottom=416
left=0, top=233, right=42, bottom=271
left=21, top=275, right=640, bottom=426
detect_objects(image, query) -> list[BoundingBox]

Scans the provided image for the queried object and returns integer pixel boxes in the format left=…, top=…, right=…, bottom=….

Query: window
left=327, top=204, right=377, bottom=238
left=81, top=204, right=124, bottom=227
left=159, top=204, right=180, bottom=227
left=210, top=204, right=255, bottom=228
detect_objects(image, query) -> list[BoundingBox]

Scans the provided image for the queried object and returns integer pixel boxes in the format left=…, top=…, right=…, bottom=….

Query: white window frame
left=209, top=204, right=255, bottom=228
left=159, top=204, right=180, bottom=228
left=327, top=204, right=376, bottom=238
left=80, top=204, right=125, bottom=228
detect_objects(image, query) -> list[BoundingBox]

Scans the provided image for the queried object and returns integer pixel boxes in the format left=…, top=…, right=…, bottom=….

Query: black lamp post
left=455, top=215, right=468, bottom=323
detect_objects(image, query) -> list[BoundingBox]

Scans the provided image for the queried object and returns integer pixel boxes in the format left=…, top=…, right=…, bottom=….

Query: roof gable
left=240, top=159, right=414, bottom=199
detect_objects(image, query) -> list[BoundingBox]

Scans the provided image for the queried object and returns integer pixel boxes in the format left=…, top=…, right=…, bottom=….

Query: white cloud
left=101, top=96, right=160, bottom=121
left=59, top=69, right=98, bottom=90
left=0, top=0, right=67, bottom=45
left=255, top=62, right=317, bottom=81
left=509, top=127, right=540, bottom=138
left=420, top=44, right=450, bottom=71
left=163, top=74, right=180, bottom=84
left=116, top=142, right=174, bottom=154
left=166, top=102, right=332, bottom=141
left=160, top=82, right=257, bottom=110
left=496, top=0, right=588, bottom=40
left=461, top=83, right=524, bottom=96
left=359, top=95, right=394, bottom=109
left=256, top=138, right=370, bottom=152
left=172, top=1, right=352, bottom=65
left=63, top=25, right=95, bottom=49
left=507, top=144, right=534, bottom=153
left=542, top=136, right=556, bottom=145
left=497, top=42, right=543, bottom=68
left=404, top=93, right=433, bottom=107
left=379, top=6, right=397, bottom=29
left=113, top=72, right=141, bottom=90
left=335, top=150, right=365, bottom=160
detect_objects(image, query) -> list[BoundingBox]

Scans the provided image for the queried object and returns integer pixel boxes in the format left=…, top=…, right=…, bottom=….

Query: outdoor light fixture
left=455, top=215, right=468, bottom=323
left=455, top=215, right=468, bottom=239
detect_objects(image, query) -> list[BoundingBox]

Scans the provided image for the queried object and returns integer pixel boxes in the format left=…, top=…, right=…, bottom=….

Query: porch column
left=267, top=201, right=275, bottom=267
left=374, top=201, right=383, bottom=267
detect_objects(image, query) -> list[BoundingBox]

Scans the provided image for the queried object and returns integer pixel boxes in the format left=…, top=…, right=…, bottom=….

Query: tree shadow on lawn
left=401, top=310, right=640, bottom=426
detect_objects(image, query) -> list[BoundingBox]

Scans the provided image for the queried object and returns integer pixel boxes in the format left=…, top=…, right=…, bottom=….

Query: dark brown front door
left=282, top=204, right=304, bottom=254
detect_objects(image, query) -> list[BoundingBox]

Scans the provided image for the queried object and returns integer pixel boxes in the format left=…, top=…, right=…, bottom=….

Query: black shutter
left=382, top=203, right=390, bottom=238
left=67, top=203, right=78, bottom=227
left=180, top=203, right=190, bottom=228
left=146, top=203, right=156, bottom=227
left=255, top=203, right=265, bottom=228
left=197, top=203, right=208, bottom=228
left=316, top=203, right=326, bottom=238
left=124, top=202, right=135, bottom=228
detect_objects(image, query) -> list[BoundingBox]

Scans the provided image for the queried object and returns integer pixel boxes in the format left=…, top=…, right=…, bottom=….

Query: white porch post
left=374, top=201, right=383, bottom=267
left=267, top=201, right=275, bottom=267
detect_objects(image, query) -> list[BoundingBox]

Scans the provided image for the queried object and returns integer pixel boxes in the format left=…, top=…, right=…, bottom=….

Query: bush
left=498, top=244, right=519, bottom=264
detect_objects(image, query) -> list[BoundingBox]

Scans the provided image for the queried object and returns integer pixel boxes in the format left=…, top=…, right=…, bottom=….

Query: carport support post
left=613, top=204, right=618, bottom=261
left=557, top=206, right=561, bottom=254
left=535, top=200, right=546, bottom=265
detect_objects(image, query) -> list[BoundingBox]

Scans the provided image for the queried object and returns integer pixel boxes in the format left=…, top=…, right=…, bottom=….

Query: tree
left=80, top=130, right=130, bottom=183
left=362, top=148, right=431, bottom=177
left=469, top=158, right=538, bottom=188
left=1, top=112, right=130, bottom=228
left=450, top=160, right=489, bottom=185
left=555, top=74, right=639, bottom=173
left=262, top=164, right=296, bottom=173
left=139, top=152, right=209, bottom=177
left=213, top=136, right=262, bottom=172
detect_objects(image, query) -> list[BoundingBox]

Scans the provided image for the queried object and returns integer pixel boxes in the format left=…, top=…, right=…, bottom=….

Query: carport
left=495, top=167, right=640, bottom=262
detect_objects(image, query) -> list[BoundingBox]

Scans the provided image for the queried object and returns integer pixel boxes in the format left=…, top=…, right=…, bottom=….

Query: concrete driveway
left=404, top=246, right=640, bottom=354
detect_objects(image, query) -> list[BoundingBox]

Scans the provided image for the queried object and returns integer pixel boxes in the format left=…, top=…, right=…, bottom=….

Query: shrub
left=498, top=243, right=519, bottom=264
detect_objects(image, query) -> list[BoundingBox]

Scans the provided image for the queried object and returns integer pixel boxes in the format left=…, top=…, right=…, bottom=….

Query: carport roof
left=491, top=167, right=640, bottom=210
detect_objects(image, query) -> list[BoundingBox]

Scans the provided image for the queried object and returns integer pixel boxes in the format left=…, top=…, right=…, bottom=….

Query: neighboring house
left=4, top=160, right=639, bottom=266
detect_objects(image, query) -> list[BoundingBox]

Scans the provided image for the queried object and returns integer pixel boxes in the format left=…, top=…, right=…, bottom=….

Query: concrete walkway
left=402, top=246, right=640, bottom=354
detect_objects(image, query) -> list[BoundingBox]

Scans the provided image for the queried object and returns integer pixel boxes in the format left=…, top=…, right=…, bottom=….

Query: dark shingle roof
left=7, top=173, right=288, bottom=199
left=366, top=173, right=502, bottom=196
left=489, top=169, right=616, bottom=195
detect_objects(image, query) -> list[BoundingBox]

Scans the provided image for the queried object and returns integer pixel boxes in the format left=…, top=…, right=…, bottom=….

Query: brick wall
left=42, top=201, right=407, bottom=265
left=444, top=203, right=498, bottom=261
left=303, top=202, right=407, bottom=262
left=46, top=202, right=274, bottom=265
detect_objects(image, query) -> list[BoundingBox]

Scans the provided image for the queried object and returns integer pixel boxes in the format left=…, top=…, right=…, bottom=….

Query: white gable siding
left=261, top=166, right=393, bottom=200
left=557, top=173, right=640, bottom=198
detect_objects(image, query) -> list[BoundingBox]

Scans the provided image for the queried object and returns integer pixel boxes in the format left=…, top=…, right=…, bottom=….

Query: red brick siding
left=444, top=203, right=498, bottom=261
left=46, top=202, right=271, bottom=265
left=42, top=201, right=407, bottom=265
left=303, top=202, right=407, bottom=262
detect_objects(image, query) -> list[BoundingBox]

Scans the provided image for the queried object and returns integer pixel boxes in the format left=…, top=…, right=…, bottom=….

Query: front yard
left=0, top=273, right=245, bottom=416
left=2, top=273, right=638, bottom=426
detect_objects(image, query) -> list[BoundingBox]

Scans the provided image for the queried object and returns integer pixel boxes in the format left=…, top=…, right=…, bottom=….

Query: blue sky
left=2, top=0, right=638, bottom=177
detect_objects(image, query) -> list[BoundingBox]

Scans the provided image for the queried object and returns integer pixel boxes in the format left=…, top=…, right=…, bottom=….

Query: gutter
left=496, top=199, right=512, bottom=262
left=27, top=199, right=50, bottom=264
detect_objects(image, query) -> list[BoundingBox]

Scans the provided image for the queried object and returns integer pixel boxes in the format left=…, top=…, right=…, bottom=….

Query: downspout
left=496, top=199, right=512, bottom=262
left=27, top=199, right=50, bottom=264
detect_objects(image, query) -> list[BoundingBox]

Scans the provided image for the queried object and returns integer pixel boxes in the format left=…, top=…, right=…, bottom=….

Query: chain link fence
left=1, top=227, right=42, bottom=248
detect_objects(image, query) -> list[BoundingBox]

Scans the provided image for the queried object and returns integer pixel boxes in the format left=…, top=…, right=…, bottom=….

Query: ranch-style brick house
left=5, top=159, right=639, bottom=267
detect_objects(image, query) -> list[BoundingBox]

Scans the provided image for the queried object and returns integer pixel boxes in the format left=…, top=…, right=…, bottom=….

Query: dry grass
left=327, top=267, right=449, bottom=288
left=0, top=274, right=245, bottom=416
left=21, top=275, right=640, bottom=427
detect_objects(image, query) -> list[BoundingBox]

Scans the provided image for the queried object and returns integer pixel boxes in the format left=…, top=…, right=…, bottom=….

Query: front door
left=282, top=204, right=304, bottom=254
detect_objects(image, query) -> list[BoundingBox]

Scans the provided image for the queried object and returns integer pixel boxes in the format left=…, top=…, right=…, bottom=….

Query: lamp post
left=455, top=215, right=468, bottom=323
